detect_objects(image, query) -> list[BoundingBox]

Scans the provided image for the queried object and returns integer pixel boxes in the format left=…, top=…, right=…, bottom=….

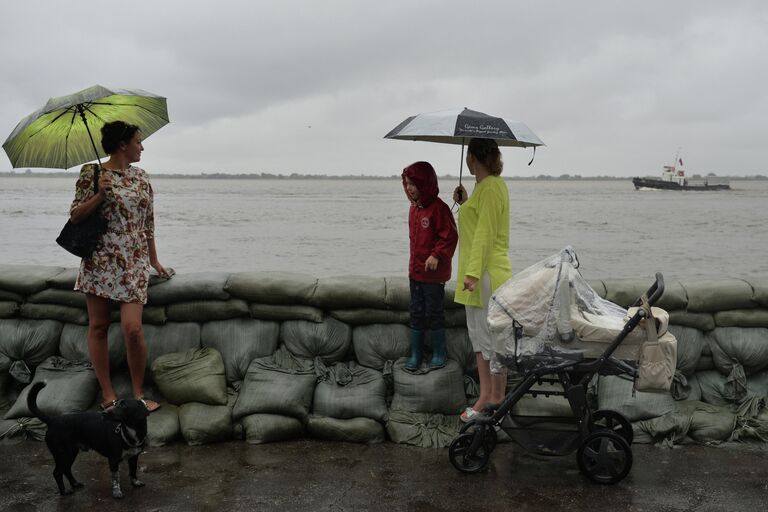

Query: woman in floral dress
left=69, top=120, right=169, bottom=412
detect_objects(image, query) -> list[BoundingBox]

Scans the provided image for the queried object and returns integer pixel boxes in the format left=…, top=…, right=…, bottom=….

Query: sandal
left=459, top=407, right=481, bottom=423
left=100, top=399, right=118, bottom=412
left=139, top=397, right=161, bottom=413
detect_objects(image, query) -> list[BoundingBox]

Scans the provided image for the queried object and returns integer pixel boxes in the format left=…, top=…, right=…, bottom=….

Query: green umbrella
left=2, top=85, right=169, bottom=169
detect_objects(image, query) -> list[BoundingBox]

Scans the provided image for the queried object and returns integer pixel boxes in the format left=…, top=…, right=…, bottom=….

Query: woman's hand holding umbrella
left=98, top=172, right=113, bottom=194
left=453, top=184, right=467, bottom=205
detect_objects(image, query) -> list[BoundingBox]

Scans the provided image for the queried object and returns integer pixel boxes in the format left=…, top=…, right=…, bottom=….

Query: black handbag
left=56, top=166, right=108, bottom=258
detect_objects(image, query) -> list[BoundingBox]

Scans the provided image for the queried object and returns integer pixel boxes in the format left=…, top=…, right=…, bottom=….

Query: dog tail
left=27, top=381, right=52, bottom=424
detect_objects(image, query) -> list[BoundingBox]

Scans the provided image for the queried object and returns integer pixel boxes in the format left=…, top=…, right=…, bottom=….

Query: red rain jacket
left=402, top=162, right=458, bottom=284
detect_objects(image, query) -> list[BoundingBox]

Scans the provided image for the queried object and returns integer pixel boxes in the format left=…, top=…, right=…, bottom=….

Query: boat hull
left=632, top=177, right=730, bottom=191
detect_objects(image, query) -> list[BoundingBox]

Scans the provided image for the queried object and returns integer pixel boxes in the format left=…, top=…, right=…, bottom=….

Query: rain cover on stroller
left=488, top=246, right=659, bottom=364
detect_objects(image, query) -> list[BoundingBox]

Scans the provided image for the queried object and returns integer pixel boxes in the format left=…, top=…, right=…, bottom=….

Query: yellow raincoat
left=453, top=175, right=512, bottom=307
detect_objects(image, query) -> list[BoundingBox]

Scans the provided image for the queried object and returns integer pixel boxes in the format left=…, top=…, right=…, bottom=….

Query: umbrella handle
left=456, top=138, right=465, bottom=202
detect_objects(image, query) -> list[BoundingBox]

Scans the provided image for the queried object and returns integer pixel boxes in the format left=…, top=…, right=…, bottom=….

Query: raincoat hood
left=402, top=161, right=439, bottom=208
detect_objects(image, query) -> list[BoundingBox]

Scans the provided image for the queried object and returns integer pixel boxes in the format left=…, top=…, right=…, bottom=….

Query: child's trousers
left=408, top=279, right=446, bottom=330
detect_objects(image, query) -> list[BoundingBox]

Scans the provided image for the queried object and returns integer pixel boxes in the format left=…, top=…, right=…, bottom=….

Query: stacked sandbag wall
left=2, top=264, right=768, bottom=448
left=594, top=277, right=768, bottom=444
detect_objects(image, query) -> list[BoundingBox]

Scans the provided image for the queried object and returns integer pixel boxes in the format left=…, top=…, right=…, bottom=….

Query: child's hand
left=424, top=255, right=439, bottom=272
left=453, top=185, right=467, bottom=204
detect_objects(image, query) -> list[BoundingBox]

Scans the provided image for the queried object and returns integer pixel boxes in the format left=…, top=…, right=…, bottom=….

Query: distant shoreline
left=1, top=171, right=766, bottom=181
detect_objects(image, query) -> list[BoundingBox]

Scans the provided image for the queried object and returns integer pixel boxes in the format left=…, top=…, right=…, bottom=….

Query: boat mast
left=673, top=147, right=682, bottom=170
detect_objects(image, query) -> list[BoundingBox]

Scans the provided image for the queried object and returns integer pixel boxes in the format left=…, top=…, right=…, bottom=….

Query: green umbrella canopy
left=2, top=85, right=169, bottom=169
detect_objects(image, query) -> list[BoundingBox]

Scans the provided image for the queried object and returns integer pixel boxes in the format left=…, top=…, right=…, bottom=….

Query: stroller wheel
left=577, top=431, right=633, bottom=485
left=589, top=409, right=633, bottom=445
left=463, top=422, right=499, bottom=452
left=448, top=432, right=493, bottom=474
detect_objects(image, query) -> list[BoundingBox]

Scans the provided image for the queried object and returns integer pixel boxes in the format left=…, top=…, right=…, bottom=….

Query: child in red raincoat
left=401, top=161, right=458, bottom=370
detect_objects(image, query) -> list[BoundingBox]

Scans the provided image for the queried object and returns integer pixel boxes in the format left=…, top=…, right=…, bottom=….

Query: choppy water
left=1, top=176, right=766, bottom=280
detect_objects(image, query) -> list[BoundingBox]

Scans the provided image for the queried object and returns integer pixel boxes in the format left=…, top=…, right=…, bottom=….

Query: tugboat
left=632, top=152, right=730, bottom=191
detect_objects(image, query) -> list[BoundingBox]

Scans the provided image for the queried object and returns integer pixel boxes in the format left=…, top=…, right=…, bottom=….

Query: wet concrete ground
left=1, top=439, right=766, bottom=512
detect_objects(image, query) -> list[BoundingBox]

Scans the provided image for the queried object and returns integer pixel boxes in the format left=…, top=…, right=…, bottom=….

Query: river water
left=1, top=176, right=766, bottom=281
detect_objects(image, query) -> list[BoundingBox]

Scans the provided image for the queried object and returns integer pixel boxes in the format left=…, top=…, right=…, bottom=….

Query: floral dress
left=72, top=163, right=155, bottom=304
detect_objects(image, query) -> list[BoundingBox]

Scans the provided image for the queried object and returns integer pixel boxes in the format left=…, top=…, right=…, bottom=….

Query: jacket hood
left=402, top=161, right=439, bottom=207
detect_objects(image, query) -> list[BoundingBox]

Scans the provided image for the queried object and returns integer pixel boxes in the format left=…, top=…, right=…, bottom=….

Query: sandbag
left=313, top=362, right=387, bottom=421
left=5, top=356, right=98, bottom=419
left=383, top=277, right=411, bottom=310
left=752, top=279, right=768, bottom=307
left=152, top=348, right=228, bottom=406
left=0, top=301, right=18, bottom=319
left=0, top=416, right=47, bottom=441
left=306, top=416, right=385, bottom=444
left=696, top=371, right=732, bottom=406
left=232, top=347, right=316, bottom=420
left=249, top=303, right=324, bottom=323
left=142, top=323, right=201, bottom=377
left=682, top=279, right=756, bottom=312
left=147, top=403, right=180, bottom=447
left=386, top=409, right=461, bottom=448
left=390, top=360, right=466, bottom=415
left=311, top=276, right=387, bottom=309
left=201, top=319, right=280, bottom=388
left=634, top=400, right=735, bottom=445
left=239, top=413, right=304, bottom=444
left=329, top=309, right=409, bottom=325
left=667, top=325, right=707, bottom=377
left=708, top=328, right=768, bottom=399
left=0, top=290, right=24, bottom=302
left=45, top=268, right=78, bottom=290
left=27, top=288, right=87, bottom=309
left=669, top=311, right=715, bottom=331
left=166, top=299, right=249, bottom=322
left=147, top=272, right=230, bottom=305
left=0, top=265, right=65, bottom=296
left=597, top=375, right=675, bottom=422
left=280, top=317, right=351, bottom=363
left=512, top=380, right=574, bottom=417
left=352, top=324, right=409, bottom=371
left=603, top=278, right=688, bottom=311
left=0, top=372, right=11, bottom=410
left=445, top=328, right=476, bottom=372
left=0, top=318, right=62, bottom=369
left=178, top=389, right=236, bottom=446
left=688, top=403, right=737, bottom=443
left=225, top=271, right=317, bottom=305
left=19, top=303, right=88, bottom=325
left=696, top=355, right=715, bottom=372
left=59, top=323, right=127, bottom=369
left=715, top=309, right=768, bottom=328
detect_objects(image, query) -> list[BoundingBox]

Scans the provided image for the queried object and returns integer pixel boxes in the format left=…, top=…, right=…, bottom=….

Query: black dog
left=27, top=381, right=150, bottom=499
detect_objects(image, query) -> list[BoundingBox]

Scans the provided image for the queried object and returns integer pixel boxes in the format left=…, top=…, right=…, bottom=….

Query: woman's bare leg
left=471, top=353, right=492, bottom=412
left=85, top=294, right=115, bottom=406
left=120, top=302, right=158, bottom=411
left=490, top=367, right=508, bottom=404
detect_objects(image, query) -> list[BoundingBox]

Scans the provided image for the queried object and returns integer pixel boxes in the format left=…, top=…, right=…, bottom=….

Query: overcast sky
left=1, top=1, right=766, bottom=177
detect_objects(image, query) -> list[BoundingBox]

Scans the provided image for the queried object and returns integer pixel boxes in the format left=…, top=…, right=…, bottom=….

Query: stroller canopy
left=488, top=247, right=663, bottom=359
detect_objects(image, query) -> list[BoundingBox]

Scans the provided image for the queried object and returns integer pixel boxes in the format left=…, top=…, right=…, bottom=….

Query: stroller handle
left=631, top=272, right=665, bottom=307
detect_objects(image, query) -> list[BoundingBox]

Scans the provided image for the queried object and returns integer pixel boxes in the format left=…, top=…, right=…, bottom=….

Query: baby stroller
left=448, top=247, right=673, bottom=484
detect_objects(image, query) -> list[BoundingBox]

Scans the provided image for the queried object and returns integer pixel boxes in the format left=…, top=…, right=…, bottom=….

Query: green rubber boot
left=429, top=328, right=448, bottom=369
left=405, top=329, right=424, bottom=370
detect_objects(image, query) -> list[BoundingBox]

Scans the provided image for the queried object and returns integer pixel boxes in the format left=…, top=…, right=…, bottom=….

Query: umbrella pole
left=76, top=105, right=103, bottom=169
left=459, top=137, right=465, bottom=186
